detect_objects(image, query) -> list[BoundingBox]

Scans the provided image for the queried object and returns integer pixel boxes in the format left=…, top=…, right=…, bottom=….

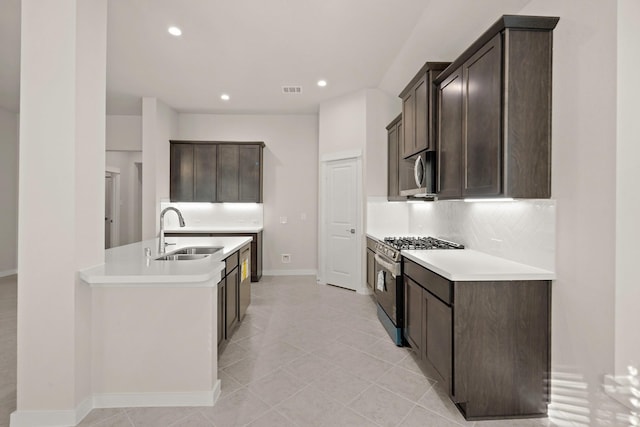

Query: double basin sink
left=155, top=246, right=223, bottom=261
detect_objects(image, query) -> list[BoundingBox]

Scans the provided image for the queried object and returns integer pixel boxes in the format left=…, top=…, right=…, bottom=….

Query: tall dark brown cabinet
left=436, top=68, right=464, bottom=199
left=434, top=16, right=558, bottom=199
left=386, top=114, right=404, bottom=201
left=399, top=62, right=450, bottom=159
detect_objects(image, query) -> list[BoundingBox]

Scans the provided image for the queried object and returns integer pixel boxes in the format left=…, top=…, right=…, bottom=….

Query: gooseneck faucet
left=158, top=207, right=186, bottom=253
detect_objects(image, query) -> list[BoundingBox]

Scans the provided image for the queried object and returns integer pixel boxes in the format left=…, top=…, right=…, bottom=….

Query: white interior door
left=324, top=158, right=359, bottom=290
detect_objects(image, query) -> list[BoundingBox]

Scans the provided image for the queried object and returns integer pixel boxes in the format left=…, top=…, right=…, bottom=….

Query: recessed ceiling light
left=168, top=26, right=182, bottom=36
left=317, top=80, right=327, bottom=87
left=220, top=94, right=230, bottom=101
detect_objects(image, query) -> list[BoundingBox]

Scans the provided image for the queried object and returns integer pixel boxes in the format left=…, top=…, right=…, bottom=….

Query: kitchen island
left=79, top=235, right=251, bottom=409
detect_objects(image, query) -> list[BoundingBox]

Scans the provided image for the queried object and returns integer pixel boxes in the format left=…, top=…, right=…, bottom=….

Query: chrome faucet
left=158, top=207, right=186, bottom=253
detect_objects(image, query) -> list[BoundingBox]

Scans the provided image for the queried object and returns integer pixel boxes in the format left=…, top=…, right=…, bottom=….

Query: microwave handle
left=414, top=155, right=424, bottom=187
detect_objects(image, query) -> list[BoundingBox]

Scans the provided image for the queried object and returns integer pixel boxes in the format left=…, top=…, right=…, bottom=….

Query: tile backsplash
left=367, top=198, right=556, bottom=271
left=159, top=201, right=263, bottom=229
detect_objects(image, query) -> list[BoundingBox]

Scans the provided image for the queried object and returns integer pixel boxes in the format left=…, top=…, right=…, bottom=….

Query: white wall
left=515, top=1, right=625, bottom=424
left=318, top=88, right=399, bottom=195
left=106, top=151, right=142, bottom=246
left=106, top=115, right=141, bottom=151
left=365, top=89, right=401, bottom=197
left=15, top=0, right=106, bottom=422
left=318, top=90, right=367, bottom=157
left=177, top=114, right=318, bottom=275
left=318, top=89, right=399, bottom=291
left=141, top=98, right=178, bottom=240
left=378, top=0, right=531, bottom=96
left=0, top=107, right=18, bottom=276
left=615, top=0, right=640, bottom=382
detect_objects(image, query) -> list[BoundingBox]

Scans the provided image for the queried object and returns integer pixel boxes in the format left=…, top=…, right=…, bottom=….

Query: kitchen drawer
left=225, top=251, right=239, bottom=272
left=403, top=258, right=452, bottom=305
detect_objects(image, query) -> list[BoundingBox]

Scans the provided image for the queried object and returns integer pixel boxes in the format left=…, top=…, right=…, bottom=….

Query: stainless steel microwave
left=399, top=150, right=435, bottom=197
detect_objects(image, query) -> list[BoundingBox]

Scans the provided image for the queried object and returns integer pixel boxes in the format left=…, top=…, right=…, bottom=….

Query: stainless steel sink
left=155, top=253, right=211, bottom=261
left=174, top=246, right=223, bottom=255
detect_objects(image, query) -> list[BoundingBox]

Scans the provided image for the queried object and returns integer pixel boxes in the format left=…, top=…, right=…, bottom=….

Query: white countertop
left=80, top=236, right=252, bottom=286
left=164, top=226, right=263, bottom=234
left=366, top=232, right=555, bottom=281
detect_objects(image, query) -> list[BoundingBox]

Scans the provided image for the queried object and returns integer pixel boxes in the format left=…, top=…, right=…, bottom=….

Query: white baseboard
left=10, top=381, right=221, bottom=427
left=10, top=408, right=77, bottom=427
left=93, top=381, right=221, bottom=408
left=262, top=269, right=317, bottom=276
left=0, top=269, right=17, bottom=278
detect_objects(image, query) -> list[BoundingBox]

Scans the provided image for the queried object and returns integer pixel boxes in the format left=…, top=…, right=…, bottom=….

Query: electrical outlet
left=300, top=213, right=307, bottom=221
left=280, top=216, right=288, bottom=224
left=281, top=254, right=291, bottom=263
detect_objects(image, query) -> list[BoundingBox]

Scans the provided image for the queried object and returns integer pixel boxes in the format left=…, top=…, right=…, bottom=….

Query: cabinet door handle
left=346, top=228, right=355, bottom=234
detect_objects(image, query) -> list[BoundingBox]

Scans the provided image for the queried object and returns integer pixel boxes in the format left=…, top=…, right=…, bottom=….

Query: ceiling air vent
left=282, top=86, right=302, bottom=94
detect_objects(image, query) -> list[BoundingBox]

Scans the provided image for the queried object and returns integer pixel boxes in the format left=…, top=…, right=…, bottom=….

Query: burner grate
left=382, top=236, right=464, bottom=250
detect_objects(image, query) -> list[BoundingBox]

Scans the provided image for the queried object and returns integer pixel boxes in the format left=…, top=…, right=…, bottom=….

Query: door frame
left=105, top=166, right=121, bottom=248
left=318, top=150, right=365, bottom=294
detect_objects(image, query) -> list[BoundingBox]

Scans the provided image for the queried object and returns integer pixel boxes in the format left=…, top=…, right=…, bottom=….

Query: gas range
left=375, top=236, right=464, bottom=262
left=373, top=235, right=464, bottom=346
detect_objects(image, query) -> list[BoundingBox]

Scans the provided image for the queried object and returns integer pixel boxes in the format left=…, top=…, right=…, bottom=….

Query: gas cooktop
left=382, top=236, right=464, bottom=251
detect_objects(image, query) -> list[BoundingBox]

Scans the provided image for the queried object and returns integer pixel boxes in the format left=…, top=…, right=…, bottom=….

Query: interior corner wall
left=0, top=107, right=18, bottom=275
left=517, top=0, right=620, bottom=422
left=364, top=89, right=401, bottom=197
left=176, top=114, right=319, bottom=274
left=106, top=115, right=142, bottom=151
left=141, top=98, right=178, bottom=239
left=615, top=0, right=640, bottom=378
left=318, top=90, right=367, bottom=157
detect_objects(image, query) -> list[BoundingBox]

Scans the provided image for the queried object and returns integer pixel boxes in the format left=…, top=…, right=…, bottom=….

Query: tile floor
left=1, top=275, right=559, bottom=427
left=0, top=275, right=17, bottom=427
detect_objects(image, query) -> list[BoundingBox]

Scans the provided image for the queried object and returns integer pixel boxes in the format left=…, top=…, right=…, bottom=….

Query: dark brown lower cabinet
left=226, top=267, right=238, bottom=334
left=218, top=249, right=246, bottom=352
left=403, top=257, right=550, bottom=420
left=366, top=249, right=375, bottom=291
left=217, top=276, right=226, bottom=349
left=238, top=244, right=251, bottom=321
left=403, top=276, right=422, bottom=352
left=365, top=237, right=378, bottom=292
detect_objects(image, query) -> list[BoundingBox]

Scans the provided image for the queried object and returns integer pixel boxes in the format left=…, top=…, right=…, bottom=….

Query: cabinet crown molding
left=434, top=15, right=559, bottom=85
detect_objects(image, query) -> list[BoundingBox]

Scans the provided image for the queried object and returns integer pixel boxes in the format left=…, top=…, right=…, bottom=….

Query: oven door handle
left=374, top=254, right=401, bottom=278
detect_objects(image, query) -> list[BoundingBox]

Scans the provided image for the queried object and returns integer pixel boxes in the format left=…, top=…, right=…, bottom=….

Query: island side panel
left=91, top=284, right=218, bottom=400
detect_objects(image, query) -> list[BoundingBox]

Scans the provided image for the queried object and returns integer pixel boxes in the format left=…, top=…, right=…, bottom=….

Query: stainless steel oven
left=373, top=237, right=464, bottom=346
left=373, top=243, right=404, bottom=346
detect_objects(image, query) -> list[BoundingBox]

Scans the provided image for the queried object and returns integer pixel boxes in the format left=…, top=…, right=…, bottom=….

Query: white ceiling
left=0, top=0, right=532, bottom=116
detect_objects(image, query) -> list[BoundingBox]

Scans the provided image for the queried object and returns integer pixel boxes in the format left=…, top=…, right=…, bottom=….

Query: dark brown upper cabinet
left=386, top=114, right=405, bottom=201
left=434, top=15, right=559, bottom=199
left=399, top=62, right=450, bottom=159
left=194, top=144, right=217, bottom=202
left=170, top=143, right=195, bottom=201
left=436, top=67, right=464, bottom=199
left=170, top=141, right=265, bottom=203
